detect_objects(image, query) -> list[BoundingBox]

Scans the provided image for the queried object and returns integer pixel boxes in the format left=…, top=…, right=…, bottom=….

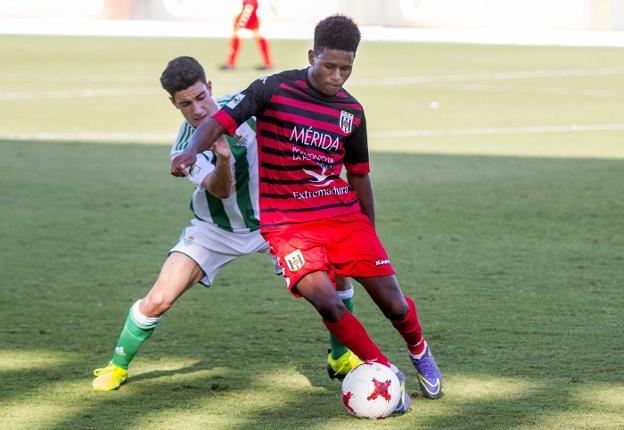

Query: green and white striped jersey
left=170, top=94, right=260, bottom=233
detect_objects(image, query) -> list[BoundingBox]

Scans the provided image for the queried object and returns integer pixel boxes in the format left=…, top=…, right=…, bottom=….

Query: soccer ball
left=341, top=362, right=401, bottom=419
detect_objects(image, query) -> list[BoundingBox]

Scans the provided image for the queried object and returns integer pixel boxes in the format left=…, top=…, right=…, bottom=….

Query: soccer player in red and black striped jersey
left=173, top=15, right=443, bottom=406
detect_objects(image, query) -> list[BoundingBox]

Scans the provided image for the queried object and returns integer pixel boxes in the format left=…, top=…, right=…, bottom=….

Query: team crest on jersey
left=284, top=249, right=305, bottom=272
left=226, top=94, right=245, bottom=109
left=339, top=110, right=354, bottom=134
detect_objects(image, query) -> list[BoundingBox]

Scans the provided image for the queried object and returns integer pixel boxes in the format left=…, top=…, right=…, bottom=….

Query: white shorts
left=169, top=219, right=280, bottom=286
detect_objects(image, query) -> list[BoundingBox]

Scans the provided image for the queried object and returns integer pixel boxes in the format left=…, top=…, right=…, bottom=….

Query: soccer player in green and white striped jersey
left=171, top=97, right=260, bottom=237
left=92, top=56, right=360, bottom=391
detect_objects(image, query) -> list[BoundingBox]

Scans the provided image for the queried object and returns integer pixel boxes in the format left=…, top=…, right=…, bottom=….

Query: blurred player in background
left=220, top=0, right=272, bottom=70
left=92, top=56, right=359, bottom=391
left=172, top=15, right=444, bottom=413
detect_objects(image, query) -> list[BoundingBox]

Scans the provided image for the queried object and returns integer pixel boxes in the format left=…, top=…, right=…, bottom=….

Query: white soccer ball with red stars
left=341, top=362, right=401, bottom=419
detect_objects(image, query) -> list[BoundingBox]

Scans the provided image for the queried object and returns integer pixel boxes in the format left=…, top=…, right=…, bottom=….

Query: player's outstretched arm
left=347, top=172, right=375, bottom=226
left=171, top=118, right=226, bottom=177
left=200, top=136, right=233, bottom=199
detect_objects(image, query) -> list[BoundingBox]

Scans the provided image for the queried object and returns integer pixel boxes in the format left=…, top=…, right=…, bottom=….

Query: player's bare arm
left=200, top=136, right=233, bottom=199
left=347, top=172, right=375, bottom=225
left=171, top=118, right=226, bottom=177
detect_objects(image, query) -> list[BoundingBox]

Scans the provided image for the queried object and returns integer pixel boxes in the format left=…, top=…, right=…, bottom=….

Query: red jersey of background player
left=235, top=0, right=259, bottom=30
left=213, top=68, right=369, bottom=230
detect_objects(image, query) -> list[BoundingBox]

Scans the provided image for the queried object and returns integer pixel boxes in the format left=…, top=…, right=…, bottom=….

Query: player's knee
left=141, top=292, right=173, bottom=316
left=316, top=297, right=347, bottom=322
left=382, top=298, right=408, bottom=321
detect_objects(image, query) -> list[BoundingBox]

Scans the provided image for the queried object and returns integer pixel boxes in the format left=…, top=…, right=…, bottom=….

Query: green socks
left=330, top=287, right=355, bottom=360
left=111, top=300, right=160, bottom=369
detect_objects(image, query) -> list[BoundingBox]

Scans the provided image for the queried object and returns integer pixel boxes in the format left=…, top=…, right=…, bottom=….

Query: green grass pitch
left=0, top=35, right=623, bottom=429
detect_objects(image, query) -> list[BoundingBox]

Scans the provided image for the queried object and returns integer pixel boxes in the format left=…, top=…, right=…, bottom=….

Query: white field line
left=0, top=87, right=161, bottom=100
left=2, top=66, right=624, bottom=90
left=2, top=123, right=624, bottom=144
left=349, top=67, right=624, bottom=87
left=0, top=74, right=151, bottom=83
left=1, top=131, right=175, bottom=143
left=0, top=73, right=254, bottom=88
left=0, top=82, right=615, bottom=101
left=427, top=83, right=615, bottom=97
left=370, top=123, right=624, bottom=138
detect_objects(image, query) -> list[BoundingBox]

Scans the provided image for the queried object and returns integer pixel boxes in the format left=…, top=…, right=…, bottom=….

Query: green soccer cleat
left=92, top=361, right=128, bottom=391
left=327, top=349, right=364, bottom=380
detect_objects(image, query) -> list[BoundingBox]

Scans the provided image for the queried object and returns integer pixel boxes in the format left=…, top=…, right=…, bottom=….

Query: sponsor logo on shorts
left=285, top=249, right=305, bottom=272
left=375, top=259, right=390, bottom=266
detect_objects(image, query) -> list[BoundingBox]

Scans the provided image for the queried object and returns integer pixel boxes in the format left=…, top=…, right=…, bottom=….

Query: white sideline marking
left=0, top=87, right=161, bottom=100
left=430, top=83, right=614, bottom=97
left=1, top=66, right=623, bottom=95
left=371, top=123, right=624, bottom=138
left=350, top=67, right=624, bottom=87
left=0, top=74, right=150, bottom=83
left=1, top=132, right=175, bottom=143
left=2, top=123, right=624, bottom=144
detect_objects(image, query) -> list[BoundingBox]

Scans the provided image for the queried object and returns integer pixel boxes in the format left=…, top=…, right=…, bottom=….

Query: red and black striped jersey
left=213, top=68, right=369, bottom=231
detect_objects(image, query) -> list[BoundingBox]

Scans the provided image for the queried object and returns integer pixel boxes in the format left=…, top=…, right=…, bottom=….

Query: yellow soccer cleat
left=327, top=350, right=364, bottom=380
left=92, top=362, right=128, bottom=391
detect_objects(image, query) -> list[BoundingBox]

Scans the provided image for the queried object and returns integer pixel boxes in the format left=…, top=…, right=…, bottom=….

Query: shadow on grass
left=2, top=142, right=623, bottom=428
left=8, top=347, right=618, bottom=429
left=2, top=356, right=342, bottom=429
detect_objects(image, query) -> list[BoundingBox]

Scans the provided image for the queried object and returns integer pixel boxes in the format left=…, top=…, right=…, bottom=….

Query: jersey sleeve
left=343, top=111, right=370, bottom=174
left=213, top=75, right=277, bottom=136
left=170, top=121, right=193, bottom=159
left=170, top=120, right=216, bottom=188
left=184, top=151, right=217, bottom=188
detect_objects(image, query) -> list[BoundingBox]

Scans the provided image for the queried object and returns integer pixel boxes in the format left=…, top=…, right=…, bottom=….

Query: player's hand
left=171, top=151, right=197, bottom=177
left=212, top=136, right=232, bottom=161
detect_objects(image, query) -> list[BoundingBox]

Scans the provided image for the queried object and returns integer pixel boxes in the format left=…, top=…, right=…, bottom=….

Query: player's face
left=307, top=48, right=355, bottom=96
left=170, top=80, right=214, bottom=128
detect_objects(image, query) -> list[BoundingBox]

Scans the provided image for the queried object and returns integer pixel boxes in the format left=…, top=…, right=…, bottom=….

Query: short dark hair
left=160, top=56, right=206, bottom=97
left=313, top=14, right=361, bottom=54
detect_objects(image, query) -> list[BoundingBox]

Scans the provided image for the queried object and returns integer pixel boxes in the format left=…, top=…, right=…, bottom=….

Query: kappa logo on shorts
left=375, top=259, right=390, bottom=266
left=284, top=249, right=305, bottom=272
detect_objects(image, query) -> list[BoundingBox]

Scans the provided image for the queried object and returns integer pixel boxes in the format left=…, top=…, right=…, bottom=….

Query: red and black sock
left=391, top=296, right=426, bottom=356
